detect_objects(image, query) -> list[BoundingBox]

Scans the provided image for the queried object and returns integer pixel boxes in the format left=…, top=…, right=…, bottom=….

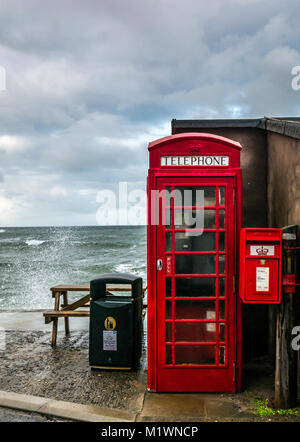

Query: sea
left=0, top=226, right=146, bottom=310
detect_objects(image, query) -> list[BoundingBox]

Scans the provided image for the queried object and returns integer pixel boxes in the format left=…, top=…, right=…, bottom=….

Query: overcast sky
left=0, top=0, right=300, bottom=226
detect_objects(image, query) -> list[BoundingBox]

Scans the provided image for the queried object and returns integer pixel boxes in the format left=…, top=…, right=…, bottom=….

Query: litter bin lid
left=90, top=273, right=142, bottom=284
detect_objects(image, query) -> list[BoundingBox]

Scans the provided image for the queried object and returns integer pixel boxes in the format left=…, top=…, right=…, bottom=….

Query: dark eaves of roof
left=172, top=117, right=300, bottom=140
left=260, top=116, right=300, bottom=140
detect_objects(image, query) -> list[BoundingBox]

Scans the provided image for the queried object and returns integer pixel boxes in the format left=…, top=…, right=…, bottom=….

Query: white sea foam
left=25, top=239, right=45, bottom=246
left=0, top=229, right=5, bottom=233
left=114, top=263, right=134, bottom=273
left=0, top=237, right=21, bottom=243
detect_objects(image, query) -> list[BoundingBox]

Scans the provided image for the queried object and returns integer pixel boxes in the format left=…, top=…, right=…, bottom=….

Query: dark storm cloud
left=0, top=0, right=300, bottom=225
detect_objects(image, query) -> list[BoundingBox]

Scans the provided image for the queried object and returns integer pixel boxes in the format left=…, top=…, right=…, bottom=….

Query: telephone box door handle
left=157, top=259, right=163, bottom=271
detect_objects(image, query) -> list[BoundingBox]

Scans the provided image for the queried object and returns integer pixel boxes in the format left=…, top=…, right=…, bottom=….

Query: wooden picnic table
left=43, top=284, right=147, bottom=346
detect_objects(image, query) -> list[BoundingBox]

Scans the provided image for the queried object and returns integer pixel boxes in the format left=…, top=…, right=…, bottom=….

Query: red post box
left=147, top=133, right=243, bottom=393
left=239, top=228, right=282, bottom=304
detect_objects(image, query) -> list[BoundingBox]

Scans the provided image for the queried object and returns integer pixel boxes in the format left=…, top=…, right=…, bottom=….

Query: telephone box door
left=156, top=177, right=237, bottom=392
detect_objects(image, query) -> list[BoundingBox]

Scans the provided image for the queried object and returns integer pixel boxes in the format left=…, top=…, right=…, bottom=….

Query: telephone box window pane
left=175, top=232, right=216, bottom=251
left=174, top=187, right=202, bottom=207
left=219, top=187, right=225, bottom=206
left=175, top=345, right=216, bottom=365
left=165, top=187, right=172, bottom=206
left=204, top=210, right=216, bottom=229
left=204, top=187, right=216, bottom=206
left=175, top=255, right=215, bottom=274
left=166, top=278, right=172, bottom=298
left=219, top=346, right=225, bottom=365
left=219, top=232, right=225, bottom=251
left=174, top=209, right=215, bottom=229
left=175, top=322, right=216, bottom=342
left=174, top=300, right=216, bottom=320
left=219, top=300, right=225, bottom=320
left=166, top=323, right=172, bottom=342
left=219, top=255, right=225, bottom=274
left=165, top=209, right=172, bottom=228
left=166, top=300, right=172, bottom=319
left=219, top=209, right=225, bottom=228
left=174, top=187, right=215, bottom=207
left=219, top=323, right=225, bottom=341
left=174, top=209, right=202, bottom=229
left=175, top=277, right=215, bottom=297
left=219, top=278, right=225, bottom=297
left=165, top=232, right=172, bottom=252
left=174, top=209, right=182, bottom=228
left=166, top=345, right=172, bottom=364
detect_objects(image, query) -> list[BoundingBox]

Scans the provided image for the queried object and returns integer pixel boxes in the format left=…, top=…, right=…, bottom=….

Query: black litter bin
left=89, top=273, right=143, bottom=370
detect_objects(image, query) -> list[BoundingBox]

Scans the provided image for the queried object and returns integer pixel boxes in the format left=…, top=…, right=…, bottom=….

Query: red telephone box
left=147, top=133, right=243, bottom=392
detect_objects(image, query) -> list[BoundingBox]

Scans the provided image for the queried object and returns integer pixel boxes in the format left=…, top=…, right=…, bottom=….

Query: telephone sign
left=160, top=155, right=230, bottom=166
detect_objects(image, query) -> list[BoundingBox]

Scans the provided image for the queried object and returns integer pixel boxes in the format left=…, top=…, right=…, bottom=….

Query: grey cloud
left=0, top=0, right=299, bottom=225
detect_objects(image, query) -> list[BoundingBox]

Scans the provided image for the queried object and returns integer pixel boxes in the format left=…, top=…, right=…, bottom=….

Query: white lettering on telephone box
left=161, top=156, right=229, bottom=166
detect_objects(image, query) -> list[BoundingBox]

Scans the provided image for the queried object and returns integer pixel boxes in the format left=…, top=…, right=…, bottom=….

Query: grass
left=246, top=392, right=300, bottom=417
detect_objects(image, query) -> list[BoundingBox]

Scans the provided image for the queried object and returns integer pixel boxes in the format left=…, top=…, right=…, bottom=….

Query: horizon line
left=0, top=224, right=147, bottom=228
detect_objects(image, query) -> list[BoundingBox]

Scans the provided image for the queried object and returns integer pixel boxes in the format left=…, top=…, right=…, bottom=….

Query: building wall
left=267, top=132, right=300, bottom=359
left=267, top=132, right=300, bottom=228
left=172, top=126, right=268, bottom=228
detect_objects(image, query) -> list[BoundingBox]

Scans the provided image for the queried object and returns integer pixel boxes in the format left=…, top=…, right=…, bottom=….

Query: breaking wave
left=25, top=239, right=45, bottom=246
left=0, top=226, right=146, bottom=309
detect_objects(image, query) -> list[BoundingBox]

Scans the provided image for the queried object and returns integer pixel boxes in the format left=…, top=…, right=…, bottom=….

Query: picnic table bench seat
left=43, top=284, right=147, bottom=346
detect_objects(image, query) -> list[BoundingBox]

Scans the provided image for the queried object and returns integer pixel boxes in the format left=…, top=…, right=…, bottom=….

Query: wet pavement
left=0, top=312, right=299, bottom=422
left=138, top=393, right=250, bottom=421
left=0, top=406, right=68, bottom=422
left=0, top=329, right=146, bottom=412
left=0, top=311, right=146, bottom=413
